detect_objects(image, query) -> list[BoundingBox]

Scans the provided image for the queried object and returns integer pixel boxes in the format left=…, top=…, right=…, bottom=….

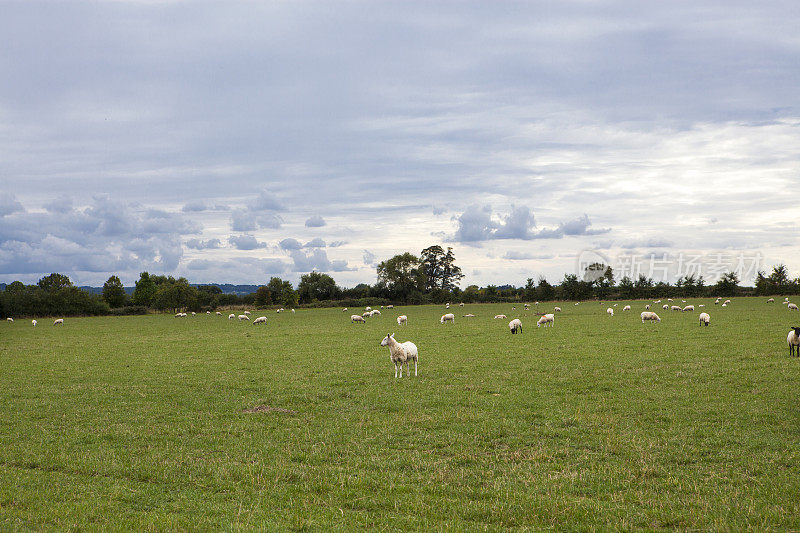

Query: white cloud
left=305, top=215, right=326, bottom=227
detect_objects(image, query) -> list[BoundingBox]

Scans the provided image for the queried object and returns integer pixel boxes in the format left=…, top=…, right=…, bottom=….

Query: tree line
left=1, top=246, right=798, bottom=318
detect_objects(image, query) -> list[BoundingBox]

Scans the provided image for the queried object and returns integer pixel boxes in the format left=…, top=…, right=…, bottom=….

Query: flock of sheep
left=5, top=317, right=62, bottom=326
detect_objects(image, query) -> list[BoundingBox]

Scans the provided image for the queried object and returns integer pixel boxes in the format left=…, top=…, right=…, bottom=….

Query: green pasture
left=1, top=298, right=799, bottom=530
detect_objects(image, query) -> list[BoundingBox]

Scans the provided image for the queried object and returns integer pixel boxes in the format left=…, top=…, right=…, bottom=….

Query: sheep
left=641, top=311, right=661, bottom=323
left=786, top=297, right=790, bottom=301
left=508, top=318, right=522, bottom=334
left=537, top=314, right=555, bottom=327
left=351, top=314, right=366, bottom=324
left=494, top=314, right=507, bottom=319
left=31, top=320, right=37, bottom=327
left=291, top=309, right=295, bottom=313
left=715, top=299, right=720, bottom=305
left=554, top=307, right=562, bottom=312
left=788, top=327, right=800, bottom=357
left=683, top=305, right=695, bottom=312
left=723, top=300, right=731, bottom=305
left=789, top=303, right=799, bottom=311
left=228, top=313, right=235, bottom=320
left=721, top=303, right=727, bottom=307
left=371, top=310, right=381, bottom=317
left=362, top=311, right=371, bottom=318
left=216, top=311, right=222, bottom=316
left=698, top=312, right=710, bottom=326
left=6, top=317, right=12, bottom=323
left=654, top=299, right=662, bottom=304
left=535, top=301, right=539, bottom=305
left=445, top=303, right=450, bottom=309
left=607, top=308, right=614, bottom=316
left=244, top=310, right=251, bottom=315
left=191, top=312, right=196, bottom=316
left=613, top=304, right=618, bottom=307
left=459, top=303, right=464, bottom=307
left=645, top=304, right=651, bottom=310
left=698, top=304, right=705, bottom=308
left=668, top=298, right=673, bottom=302
left=524, top=303, right=530, bottom=309
left=206, top=311, right=210, bottom=315
left=671, top=305, right=682, bottom=312
left=767, top=298, right=775, bottom=303
left=175, top=312, right=185, bottom=318
left=681, top=300, right=686, bottom=303
left=463, top=314, right=475, bottom=317
left=397, top=315, right=408, bottom=326
left=53, top=318, right=64, bottom=326
left=663, top=304, right=669, bottom=310
left=440, top=313, right=455, bottom=324
left=387, top=305, right=394, bottom=309
left=623, top=305, right=631, bottom=312
left=276, top=308, right=284, bottom=313
left=380, top=333, right=418, bottom=378
left=343, top=308, right=348, bottom=312
left=238, top=314, right=250, bottom=321
left=253, top=316, right=267, bottom=325
left=365, top=306, right=372, bottom=312
left=574, top=302, right=580, bottom=306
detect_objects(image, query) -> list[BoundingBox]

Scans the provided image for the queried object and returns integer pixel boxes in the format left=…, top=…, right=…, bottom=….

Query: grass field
left=2, top=298, right=800, bottom=530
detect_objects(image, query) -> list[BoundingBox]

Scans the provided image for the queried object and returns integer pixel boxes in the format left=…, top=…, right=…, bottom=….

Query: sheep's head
left=380, top=333, right=394, bottom=346
left=793, top=327, right=800, bottom=336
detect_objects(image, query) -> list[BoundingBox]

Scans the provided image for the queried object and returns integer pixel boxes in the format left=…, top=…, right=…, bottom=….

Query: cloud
left=363, top=250, right=377, bottom=266
left=289, top=249, right=352, bottom=273
left=0, top=193, right=24, bottom=217
left=328, top=240, right=347, bottom=248
left=433, top=206, right=447, bottom=215
left=304, top=237, right=326, bottom=248
left=185, top=238, right=221, bottom=250
left=230, top=210, right=256, bottom=232
left=185, top=257, right=289, bottom=278
left=182, top=201, right=209, bottom=212
left=305, top=215, right=326, bottom=227
left=279, top=238, right=302, bottom=250
left=452, top=205, right=609, bottom=242
left=256, top=213, right=283, bottom=229
left=228, top=234, right=267, bottom=250
left=248, top=188, right=285, bottom=211
left=502, top=251, right=534, bottom=260
left=43, top=196, right=73, bottom=214
left=620, top=238, right=674, bottom=249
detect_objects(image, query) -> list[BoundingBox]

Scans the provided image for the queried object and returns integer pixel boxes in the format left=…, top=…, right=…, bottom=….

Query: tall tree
left=266, top=277, right=297, bottom=307
left=37, top=273, right=73, bottom=292
left=440, top=247, right=464, bottom=292
left=102, top=275, right=127, bottom=308
left=376, top=253, right=424, bottom=301
left=132, top=272, right=157, bottom=307
left=420, top=245, right=445, bottom=292
left=713, top=271, right=740, bottom=296
left=297, top=272, right=341, bottom=303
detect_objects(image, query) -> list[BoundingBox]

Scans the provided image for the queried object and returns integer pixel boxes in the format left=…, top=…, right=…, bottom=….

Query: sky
left=1, top=1, right=799, bottom=288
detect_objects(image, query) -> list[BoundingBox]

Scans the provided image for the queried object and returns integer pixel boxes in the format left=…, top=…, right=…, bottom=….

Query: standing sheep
left=31, top=319, right=37, bottom=327
left=371, top=310, right=382, bottom=317
left=767, top=298, right=775, bottom=303
left=253, top=316, right=267, bottom=325
left=789, top=303, right=799, bottom=311
left=645, top=304, right=650, bottom=310
left=699, top=312, right=710, bottom=326
left=683, top=305, right=695, bottom=312
left=396, top=315, right=408, bottom=326
left=351, top=314, right=366, bottom=324
left=622, top=305, right=631, bottom=312
left=537, top=314, right=555, bottom=327
left=788, top=327, right=800, bottom=357
left=238, top=314, right=250, bottom=321
left=509, top=318, right=522, bottom=334
left=554, top=307, right=562, bottom=313
left=606, top=308, right=614, bottom=316
left=493, top=314, right=507, bottom=319
left=663, top=304, right=669, bottom=310
left=380, top=333, right=418, bottom=378
left=6, top=318, right=13, bottom=323
left=641, top=311, right=661, bottom=323
left=228, top=313, right=235, bottom=320
left=53, top=318, right=64, bottom=326
left=440, top=313, right=455, bottom=324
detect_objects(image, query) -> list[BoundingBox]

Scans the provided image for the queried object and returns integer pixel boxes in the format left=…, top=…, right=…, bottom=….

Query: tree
left=297, top=272, right=341, bottom=303
left=420, top=245, right=463, bottom=293
left=536, top=277, right=555, bottom=301
left=132, top=272, right=157, bottom=307
left=440, top=247, right=464, bottom=292
left=102, top=275, right=127, bottom=308
left=254, top=286, right=271, bottom=307
left=266, top=277, right=297, bottom=307
left=376, top=253, right=425, bottom=301
left=37, top=273, right=73, bottom=292
left=152, top=277, right=198, bottom=311
left=713, top=271, right=740, bottom=296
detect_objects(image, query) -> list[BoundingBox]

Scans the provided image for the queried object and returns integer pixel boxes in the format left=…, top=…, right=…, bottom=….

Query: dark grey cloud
left=185, top=238, right=221, bottom=250
left=228, top=234, right=267, bottom=250
left=0, top=193, right=25, bottom=217
left=305, top=215, right=326, bottom=227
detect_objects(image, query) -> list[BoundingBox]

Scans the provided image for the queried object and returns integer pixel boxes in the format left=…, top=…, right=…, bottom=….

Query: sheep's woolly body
left=640, top=311, right=661, bottom=323
left=698, top=312, right=710, bottom=326
left=508, top=318, right=522, bottom=334
left=351, top=314, right=365, bottom=323
left=228, top=313, right=235, bottom=320
left=623, top=305, right=631, bottom=312
left=53, top=318, right=64, bottom=326
left=238, top=314, right=249, bottom=321
left=397, top=315, right=408, bottom=326
left=494, top=314, right=507, bottom=319
left=381, top=334, right=419, bottom=378
left=789, top=303, right=799, bottom=311
left=683, top=305, right=695, bottom=312
left=253, top=316, right=267, bottom=325
left=537, top=314, right=555, bottom=327
left=31, top=320, right=37, bottom=327
left=788, top=329, right=800, bottom=357
left=440, top=313, right=455, bottom=324
left=607, top=308, right=614, bottom=316
left=554, top=307, right=562, bottom=312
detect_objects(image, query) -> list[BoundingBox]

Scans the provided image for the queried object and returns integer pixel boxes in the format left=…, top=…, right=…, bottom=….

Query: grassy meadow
left=1, top=298, right=800, bottom=530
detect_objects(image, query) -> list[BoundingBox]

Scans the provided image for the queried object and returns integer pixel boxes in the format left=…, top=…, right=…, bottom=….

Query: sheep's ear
left=391, top=332, right=395, bottom=337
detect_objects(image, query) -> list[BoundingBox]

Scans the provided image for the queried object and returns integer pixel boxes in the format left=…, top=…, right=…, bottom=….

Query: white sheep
left=244, top=310, right=251, bottom=315
left=343, top=308, right=348, bottom=312
left=291, top=309, right=295, bottom=313
left=463, top=314, right=475, bottom=317
left=641, top=311, right=661, bottom=323
left=767, top=298, right=775, bottom=303
left=663, top=304, right=669, bottom=310
left=788, top=327, right=800, bottom=357
left=613, top=304, right=618, bottom=307
left=53, top=318, right=64, bottom=326
left=276, top=308, right=284, bottom=313
left=668, top=298, right=673, bottom=302
left=721, top=303, right=727, bottom=307
left=31, top=319, right=37, bottom=327
left=365, top=306, right=372, bottom=312
left=380, top=333, right=418, bottom=378
left=654, top=299, right=662, bottom=304
left=623, top=305, right=631, bottom=312
left=6, top=317, right=12, bottom=323
left=445, top=303, right=450, bottom=309
left=494, top=314, right=507, bottom=319
left=698, top=304, right=705, bottom=308
left=554, top=307, right=562, bottom=312
left=715, top=298, right=720, bottom=304
left=238, top=314, right=250, bottom=321
left=671, top=305, right=682, bottom=312
left=440, top=313, right=455, bottom=324
left=723, top=300, right=731, bottom=305
left=253, top=316, right=267, bottom=325
left=191, top=312, right=196, bottom=316
left=459, top=303, right=464, bottom=307
left=537, top=314, right=555, bottom=327
left=362, top=311, right=371, bottom=318
left=606, top=308, right=614, bottom=316
left=509, top=318, right=522, bottom=334
left=698, top=312, right=710, bottom=326
left=789, top=303, right=799, bottom=311
left=397, top=315, right=408, bottom=326
left=645, top=304, right=650, bottom=310
left=370, top=310, right=381, bottom=317
left=206, top=311, right=211, bottom=314
left=228, top=313, right=235, bottom=320
left=216, top=311, right=222, bottom=316
left=351, top=314, right=366, bottom=324
left=683, top=305, right=695, bottom=312
left=387, top=305, right=394, bottom=309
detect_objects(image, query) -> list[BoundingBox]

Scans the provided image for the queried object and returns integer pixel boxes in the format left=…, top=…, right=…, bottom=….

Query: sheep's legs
left=414, top=360, right=417, bottom=376
left=394, top=364, right=399, bottom=378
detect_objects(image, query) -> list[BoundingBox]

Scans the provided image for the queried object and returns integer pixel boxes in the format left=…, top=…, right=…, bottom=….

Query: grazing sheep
left=574, top=302, right=580, bottom=306
left=371, top=310, right=381, bottom=317
left=445, top=303, right=450, bottom=309
left=788, top=327, right=800, bottom=357
left=494, top=314, right=507, bottom=319
left=175, top=312, right=186, bottom=318
left=535, top=301, right=539, bottom=305
left=238, top=314, right=250, bottom=321
left=607, top=308, right=614, bottom=316
left=663, top=304, right=669, bottom=310
left=671, top=306, right=682, bottom=312
left=698, top=312, right=710, bottom=326
left=440, top=313, right=455, bottom=324
left=668, top=298, right=673, bottom=302
left=244, top=310, right=251, bottom=315
left=623, top=305, right=631, bottom=312
left=459, top=303, right=464, bottom=307
left=253, top=316, right=267, bottom=325
left=613, top=304, right=618, bottom=307
left=554, top=307, right=562, bottom=313
left=53, top=318, right=64, bottom=326
left=397, top=315, right=408, bottom=326
left=537, top=314, right=555, bottom=327
left=291, top=309, right=295, bottom=313
left=463, top=314, right=475, bottom=317
left=276, top=308, right=284, bottom=313
left=343, top=308, right=348, bottom=312
left=524, top=304, right=530, bottom=309
left=216, top=311, right=222, bottom=316
left=191, top=312, right=196, bottom=316
left=509, top=318, right=522, bottom=334
left=698, top=304, right=705, bottom=308
left=722, top=303, right=727, bottom=307
left=641, top=311, right=661, bottom=323
left=362, top=312, right=371, bottom=318
left=31, top=320, right=37, bottom=327
left=228, top=313, right=235, bottom=319
left=351, top=314, right=366, bottom=324
left=654, top=300, right=662, bottom=304
left=6, top=317, right=13, bottom=323
left=387, top=305, right=394, bottom=309
left=683, top=305, right=695, bottom=312
left=767, top=298, right=775, bottom=303
left=645, top=304, right=650, bottom=310
left=365, top=306, right=372, bottom=312
left=723, top=300, right=731, bottom=305
left=789, top=303, right=799, bottom=311
left=380, top=333, right=418, bottom=378
left=206, top=311, right=210, bottom=315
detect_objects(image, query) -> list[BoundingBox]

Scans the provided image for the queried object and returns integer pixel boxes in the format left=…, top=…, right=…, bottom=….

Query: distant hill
left=1, top=283, right=258, bottom=296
